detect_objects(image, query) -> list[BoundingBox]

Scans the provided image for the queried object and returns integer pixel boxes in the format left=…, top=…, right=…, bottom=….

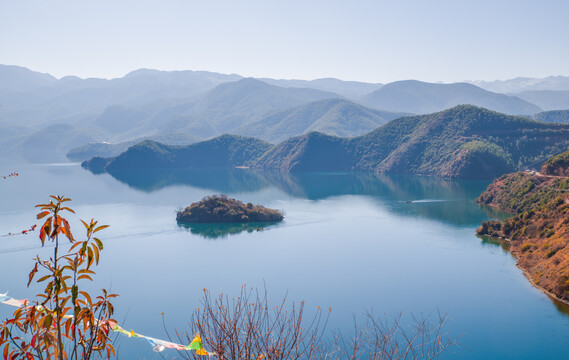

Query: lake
left=1, top=163, right=569, bottom=359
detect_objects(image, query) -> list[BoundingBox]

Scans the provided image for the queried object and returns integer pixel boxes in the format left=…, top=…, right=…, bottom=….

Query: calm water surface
left=1, top=164, right=569, bottom=359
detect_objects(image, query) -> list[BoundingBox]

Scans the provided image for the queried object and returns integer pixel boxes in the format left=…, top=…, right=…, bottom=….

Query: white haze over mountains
left=470, top=76, right=569, bottom=93
left=1, top=64, right=569, bottom=163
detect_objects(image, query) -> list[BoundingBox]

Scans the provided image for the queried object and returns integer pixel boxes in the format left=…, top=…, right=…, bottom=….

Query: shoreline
left=517, top=263, right=569, bottom=307
left=481, top=233, right=569, bottom=308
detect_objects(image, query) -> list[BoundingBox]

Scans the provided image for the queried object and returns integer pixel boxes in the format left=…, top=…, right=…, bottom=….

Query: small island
left=176, top=195, right=284, bottom=223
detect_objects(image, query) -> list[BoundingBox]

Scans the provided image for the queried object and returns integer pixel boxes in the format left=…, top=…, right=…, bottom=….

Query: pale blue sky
left=1, top=0, right=567, bottom=83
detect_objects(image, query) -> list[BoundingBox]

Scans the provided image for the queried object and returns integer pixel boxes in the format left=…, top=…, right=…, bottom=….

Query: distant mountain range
left=470, top=76, right=569, bottom=93
left=259, top=78, right=383, bottom=99
left=232, top=98, right=407, bottom=143
left=84, top=105, right=569, bottom=180
left=157, top=78, right=341, bottom=138
left=514, top=90, right=569, bottom=111
left=361, top=80, right=541, bottom=115
left=2, top=64, right=569, bottom=163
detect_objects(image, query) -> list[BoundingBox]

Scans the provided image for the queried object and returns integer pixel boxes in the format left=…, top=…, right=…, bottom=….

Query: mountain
left=232, top=98, right=406, bottom=143
left=0, top=64, right=57, bottom=94
left=92, top=105, right=152, bottom=134
left=158, top=78, right=341, bottom=138
left=85, top=106, right=569, bottom=180
left=361, top=80, right=542, bottom=115
left=530, top=110, right=569, bottom=124
left=541, top=150, right=569, bottom=177
left=84, top=134, right=273, bottom=173
left=255, top=132, right=352, bottom=172
left=259, top=78, right=383, bottom=99
left=471, top=76, right=569, bottom=93
left=16, top=123, right=105, bottom=162
left=0, top=66, right=242, bottom=128
left=66, top=132, right=202, bottom=162
left=257, top=105, right=569, bottom=179
left=354, top=106, right=569, bottom=178
left=514, top=90, right=569, bottom=111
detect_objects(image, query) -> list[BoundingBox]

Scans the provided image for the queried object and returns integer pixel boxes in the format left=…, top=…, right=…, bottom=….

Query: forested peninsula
left=83, top=105, right=569, bottom=180
left=477, top=151, right=569, bottom=303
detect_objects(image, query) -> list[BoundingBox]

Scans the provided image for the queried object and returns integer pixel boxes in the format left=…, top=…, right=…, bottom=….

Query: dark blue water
left=1, top=164, right=569, bottom=359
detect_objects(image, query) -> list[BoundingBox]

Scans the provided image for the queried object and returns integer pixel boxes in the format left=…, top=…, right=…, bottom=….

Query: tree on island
left=176, top=194, right=284, bottom=223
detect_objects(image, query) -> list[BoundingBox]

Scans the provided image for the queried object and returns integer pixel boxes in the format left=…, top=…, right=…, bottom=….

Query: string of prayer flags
left=1, top=291, right=214, bottom=355
left=0, top=292, right=28, bottom=307
left=0, top=225, right=37, bottom=238
left=188, top=333, right=211, bottom=355
left=1, top=172, right=19, bottom=180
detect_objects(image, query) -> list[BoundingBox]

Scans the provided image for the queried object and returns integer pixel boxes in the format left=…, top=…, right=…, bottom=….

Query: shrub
left=546, top=247, right=561, bottom=259
left=0, top=196, right=117, bottom=360
left=521, top=243, right=534, bottom=252
left=171, top=287, right=457, bottom=360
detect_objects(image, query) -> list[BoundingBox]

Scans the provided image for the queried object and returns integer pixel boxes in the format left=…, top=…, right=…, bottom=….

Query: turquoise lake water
left=1, top=163, right=569, bottom=359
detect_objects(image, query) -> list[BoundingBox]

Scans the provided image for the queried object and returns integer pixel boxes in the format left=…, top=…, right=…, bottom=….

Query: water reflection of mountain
left=107, top=168, right=273, bottom=193
left=177, top=221, right=281, bottom=239
left=94, top=167, right=501, bottom=226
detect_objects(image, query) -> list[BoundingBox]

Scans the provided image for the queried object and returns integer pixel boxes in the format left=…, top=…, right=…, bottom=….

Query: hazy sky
left=1, top=0, right=568, bottom=83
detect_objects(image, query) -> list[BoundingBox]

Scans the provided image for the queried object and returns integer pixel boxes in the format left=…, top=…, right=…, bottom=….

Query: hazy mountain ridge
left=514, top=90, right=569, bottom=111
left=361, top=80, right=541, bottom=115
left=4, top=64, right=569, bottom=164
left=17, top=123, right=105, bottom=163
left=0, top=65, right=242, bottom=128
left=0, top=64, right=57, bottom=94
left=232, top=98, right=407, bottom=143
left=158, top=78, right=342, bottom=138
left=471, top=76, right=569, bottom=93
left=258, top=77, right=383, bottom=99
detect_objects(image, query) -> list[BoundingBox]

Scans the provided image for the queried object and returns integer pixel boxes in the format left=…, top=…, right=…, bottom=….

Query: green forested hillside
left=530, top=110, right=569, bottom=124
left=541, top=150, right=569, bottom=176
left=256, top=105, right=569, bottom=178
left=84, top=106, right=569, bottom=180
left=255, top=132, right=352, bottom=172
left=89, top=135, right=273, bottom=172
left=351, top=105, right=569, bottom=178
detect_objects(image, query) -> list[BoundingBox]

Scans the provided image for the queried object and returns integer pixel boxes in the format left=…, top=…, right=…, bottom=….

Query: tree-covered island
left=176, top=194, right=284, bottom=223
